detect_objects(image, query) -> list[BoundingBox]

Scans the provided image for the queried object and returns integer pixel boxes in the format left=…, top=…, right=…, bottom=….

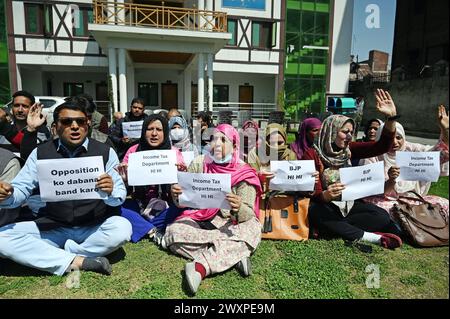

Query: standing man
left=0, top=101, right=132, bottom=276
left=109, top=97, right=148, bottom=160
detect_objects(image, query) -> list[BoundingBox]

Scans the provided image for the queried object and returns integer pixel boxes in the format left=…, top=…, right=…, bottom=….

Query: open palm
left=438, top=105, right=449, bottom=130
left=27, top=103, right=46, bottom=130
left=375, top=89, right=397, bottom=118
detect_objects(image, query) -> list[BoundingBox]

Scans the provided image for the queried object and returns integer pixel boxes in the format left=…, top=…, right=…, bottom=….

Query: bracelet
left=386, top=114, right=401, bottom=121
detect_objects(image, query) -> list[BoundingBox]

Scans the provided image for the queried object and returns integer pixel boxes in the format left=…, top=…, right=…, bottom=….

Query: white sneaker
left=153, top=230, right=167, bottom=250
left=184, top=262, right=202, bottom=295
left=235, top=257, right=252, bottom=277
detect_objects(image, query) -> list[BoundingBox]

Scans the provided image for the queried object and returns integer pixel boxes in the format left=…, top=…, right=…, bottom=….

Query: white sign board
left=178, top=172, right=231, bottom=209
left=396, top=151, right=440, bottom=182
left=182, top=151, right=196, bottom=168
left=122, top=121, right=144, bottom=139
left=37, top=156, right=106, bottom=202
left=269, top=160, right=316, bottom=192
left=340, top=161, right=385, bottom=201
left=128, top=150, right=178, bottom=186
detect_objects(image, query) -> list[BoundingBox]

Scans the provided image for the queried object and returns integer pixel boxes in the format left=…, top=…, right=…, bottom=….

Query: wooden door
left=96, top=82, right=109, bottom=118
left=161, top=83, right=178, bottom=110
left=239, top=85, right=253, bottom=110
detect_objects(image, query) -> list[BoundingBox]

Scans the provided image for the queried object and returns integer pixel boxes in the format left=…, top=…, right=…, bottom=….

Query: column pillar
left=197, top=53, right=205, bottom=112
left=207, top=53, right=214, bottom=112
left=108, top=48, right=118, bottom=113
left=118, top=48, right=127, bottom=113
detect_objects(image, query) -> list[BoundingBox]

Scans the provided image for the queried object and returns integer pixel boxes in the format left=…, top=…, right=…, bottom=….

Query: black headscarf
left=137, top=114, right=171, bottom=151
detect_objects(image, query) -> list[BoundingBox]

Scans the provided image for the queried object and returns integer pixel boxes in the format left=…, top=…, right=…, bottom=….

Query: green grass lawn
left=0, top=178, right=448, bottom=299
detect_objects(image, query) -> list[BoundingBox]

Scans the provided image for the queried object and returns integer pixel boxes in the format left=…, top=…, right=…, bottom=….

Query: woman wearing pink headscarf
left=290, top=117, right=322, bottom=160
left=164, top=124, right=263, bottom=295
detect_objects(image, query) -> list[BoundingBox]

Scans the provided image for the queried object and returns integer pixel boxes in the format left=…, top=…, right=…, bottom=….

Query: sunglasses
left=58, top=117, right=88, bottom=126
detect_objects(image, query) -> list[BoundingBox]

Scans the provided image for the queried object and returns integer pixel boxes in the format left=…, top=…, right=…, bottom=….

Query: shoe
left=375, top=232, right=403, bottom=250
left=235, top=257, right=252, bottom=277
left=81, top=257, right=112, bottom=275
left=153, top=230, right=167, bottom=250
left=184, top=262, right=202, bottom=295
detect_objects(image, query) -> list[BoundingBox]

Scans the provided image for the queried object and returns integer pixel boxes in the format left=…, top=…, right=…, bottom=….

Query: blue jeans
left=121, top=200, right=185, bottom=243
left=0, top=216, right=132, bottom=275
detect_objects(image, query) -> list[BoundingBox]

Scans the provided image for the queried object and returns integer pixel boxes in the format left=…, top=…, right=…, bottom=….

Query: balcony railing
left=93, top=0, right=227, bottom=32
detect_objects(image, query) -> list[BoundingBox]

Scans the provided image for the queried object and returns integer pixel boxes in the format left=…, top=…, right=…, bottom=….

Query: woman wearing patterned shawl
left=302, top=89, right=404, bottom=250
left=164, top=124, right=262, bottom=295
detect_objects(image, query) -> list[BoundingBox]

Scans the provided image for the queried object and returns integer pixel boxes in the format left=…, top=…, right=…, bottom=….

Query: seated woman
left=290, top=118, right=322, bottom=160
left=164, top=124, right=262, bottom=295
left=247, top=123, right=297, bottom=192
left=241, top=120, right=260, bottom=163
left=302, top=89, right=403, bottom=249
left=168, top=116, right=198, bottom=157
left=117, top=114, right=186, bottom=243
left=362, top=106, right=449, bottom=220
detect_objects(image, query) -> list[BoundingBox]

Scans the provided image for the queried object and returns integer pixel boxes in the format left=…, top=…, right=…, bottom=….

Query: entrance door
left=161, top=83, right=178, bottom=109
left=239, top=85, right=253, bottom=111
left=96, top=82, right=109, bottom=118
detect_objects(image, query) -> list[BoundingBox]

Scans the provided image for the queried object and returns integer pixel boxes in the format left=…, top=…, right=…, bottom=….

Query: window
left=73, top=8, right=94, bottom=37
left=227, top=19, right=237, bottom=46
left=252, top=21, right=274, bottom=49
left=213, top=85, right=229, bottom=103
left=25, top=3, right=53, bottom=36
left=138, top=83, right=158, bottom=107
left=63, top=83, right=84, bottom=97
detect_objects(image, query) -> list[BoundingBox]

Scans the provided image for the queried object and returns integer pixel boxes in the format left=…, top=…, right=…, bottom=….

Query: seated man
left=0, top=101, right=132, bottom=276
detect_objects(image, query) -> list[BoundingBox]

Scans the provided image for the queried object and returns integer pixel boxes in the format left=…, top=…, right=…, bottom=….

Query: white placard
left=182, top=151, right=195, bottom=167
left=269, top=160, right=316, bottom=192
left=128, top=150, right=178, bottom=186
left=340, top=161, right=385, bottom=201
left=396, top=151, right=440, bottom=182
left=178, top=172, right=232, bottom=209
left=37, top=156, right=106, bottom=202
left=122, top=120, right=144, bottom=139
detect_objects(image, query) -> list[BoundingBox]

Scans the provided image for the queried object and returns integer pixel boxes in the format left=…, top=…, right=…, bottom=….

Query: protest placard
left=340, top=161, right=385, bottom=201
left=122, top=121, right=144, bottom=139
left=396, top=151, right=440, bottom=182
left=178, top=172, right=231, bottom=209
left=182, top=151, right=196, bottom=168
left=128, top=150, right=178, bottom=186
left=269, top=160, right=316, bottom=192
left=37, top=156, right=106, bottom=202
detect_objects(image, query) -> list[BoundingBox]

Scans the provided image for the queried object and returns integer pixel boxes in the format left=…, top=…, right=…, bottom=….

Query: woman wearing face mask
left=362, top=106, right=449, bottom=220
left=302, top=89, right=404, bottom=250
left=241, top=120, right=260, bottom=163
left=164, top=124, right=262, bottom=295
left=116, top=114, right=187, bottom=243
left=247, top=123, right=298, bottom=192
left=168, top=116, right=198, bottom=157
left=290, top=118, right=322, bottom=160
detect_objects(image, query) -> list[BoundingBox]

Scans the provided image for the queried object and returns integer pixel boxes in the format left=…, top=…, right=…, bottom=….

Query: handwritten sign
left=122, top=121, right=143, bottom=139
left=396, top=151, right=440, bottom=182
left=340, top=162, right=385, bottom=201
left=269, top=160, right=316, bottom=192
left=128, top=150, right=178, bottom=186
left=182, top=151, right=196, bottom=168
left=178, top=172, right=231, bottom=209
left=37, top=156, right=106, bottom=202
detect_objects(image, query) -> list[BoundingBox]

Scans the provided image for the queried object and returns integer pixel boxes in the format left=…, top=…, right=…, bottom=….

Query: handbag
left=259, top=193, right=310, bottom=241
left=391, top=192, right=448, bottom=247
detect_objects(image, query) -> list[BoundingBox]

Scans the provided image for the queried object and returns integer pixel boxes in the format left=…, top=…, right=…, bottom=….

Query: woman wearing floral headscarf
left=302, top=89, right=403, bottom=249
left=165, top=124, right=262, bottom=295
left=362, top=106, right=449, bottom=220
left=168, top=116, right=198, bottom=156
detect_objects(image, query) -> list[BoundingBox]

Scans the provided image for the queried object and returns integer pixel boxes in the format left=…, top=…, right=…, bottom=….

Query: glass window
left=252, top=21, right=273, bottom=49
left=63, top=83, right=84, bottom=97
left=213, top=85, right=229, bottom=103
left=227, top=19, right=237, bottom=46
left=138, top=83, right=158, bottom=107
left=25, top=4, right=42, bottom=34
left=74, top=8, right=93, bottom=37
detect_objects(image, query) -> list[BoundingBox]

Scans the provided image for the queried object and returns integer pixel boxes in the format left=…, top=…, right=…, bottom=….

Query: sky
left=352, top=0, right=397, bottom=66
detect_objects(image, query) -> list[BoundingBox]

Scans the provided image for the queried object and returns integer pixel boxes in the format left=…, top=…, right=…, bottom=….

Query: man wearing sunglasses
left=0, top=90, right=51, bottom=153
left=0, top=101, right=132, bottom=276
left=109, top=97, right=149, bottom=160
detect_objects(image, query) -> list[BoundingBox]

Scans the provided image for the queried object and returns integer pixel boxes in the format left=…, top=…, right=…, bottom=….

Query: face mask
left=170, top=128, right=185, bottom=141
left=210, top=152, right=233, bottom=164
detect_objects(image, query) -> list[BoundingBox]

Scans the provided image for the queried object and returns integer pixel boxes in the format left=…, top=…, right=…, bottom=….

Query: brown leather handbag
left=391, top=192, right=449, bottom=247
left=259, top=193, right=310, bottom=241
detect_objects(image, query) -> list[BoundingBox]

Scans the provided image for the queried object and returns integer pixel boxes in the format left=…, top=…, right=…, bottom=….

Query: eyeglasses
left=58, top=117, right=88, bottom=126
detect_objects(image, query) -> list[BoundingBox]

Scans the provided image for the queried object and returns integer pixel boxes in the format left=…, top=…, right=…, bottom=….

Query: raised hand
left=27, top=103, right=46, bottom=132
left=375, top=89, right=397, bottom=118
left=438, top=105, right=449, bottom=130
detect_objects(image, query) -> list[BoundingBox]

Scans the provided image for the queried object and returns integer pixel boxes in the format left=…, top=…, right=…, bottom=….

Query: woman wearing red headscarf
left=164, top=124, right=263, bottom=295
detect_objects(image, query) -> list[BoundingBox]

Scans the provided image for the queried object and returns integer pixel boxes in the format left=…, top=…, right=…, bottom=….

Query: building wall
left=0, top=0, right=10, bottom=104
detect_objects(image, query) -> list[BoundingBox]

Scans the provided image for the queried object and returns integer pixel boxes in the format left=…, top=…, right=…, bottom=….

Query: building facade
left=0, top=0, right=10, bottom=104
left=5, top=0, right=284, bottom=122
